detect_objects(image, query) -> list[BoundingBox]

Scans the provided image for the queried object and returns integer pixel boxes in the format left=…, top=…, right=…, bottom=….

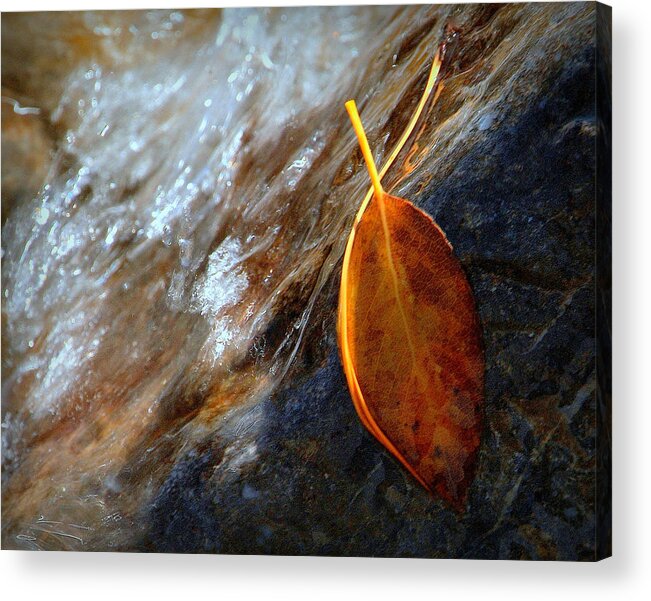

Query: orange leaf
left=338, top=78, right=484, bottom=512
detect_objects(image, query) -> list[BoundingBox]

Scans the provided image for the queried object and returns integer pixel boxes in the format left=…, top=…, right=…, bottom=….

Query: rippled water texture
left=2, top=4, right=598, bottom=553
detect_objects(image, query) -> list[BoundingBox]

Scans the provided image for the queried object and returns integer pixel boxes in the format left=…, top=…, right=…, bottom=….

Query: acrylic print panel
left=1, top=2, right=611, bottom=560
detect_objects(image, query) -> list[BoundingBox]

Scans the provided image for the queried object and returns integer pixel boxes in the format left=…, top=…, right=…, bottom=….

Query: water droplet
left=33, top=207, right=49, bottom=225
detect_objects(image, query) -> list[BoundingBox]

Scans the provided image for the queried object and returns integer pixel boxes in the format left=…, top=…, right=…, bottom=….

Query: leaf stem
left=345, top=100, right=384, bottom=200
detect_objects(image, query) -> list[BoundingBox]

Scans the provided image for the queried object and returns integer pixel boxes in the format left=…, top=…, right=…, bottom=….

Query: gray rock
left=143, top=3, right=607, bottom=560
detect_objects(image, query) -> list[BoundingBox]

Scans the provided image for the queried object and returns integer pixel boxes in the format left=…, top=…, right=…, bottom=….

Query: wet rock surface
left=2, top=3, right=604, bottom=559
left=145, top=9, right=599, bottom=559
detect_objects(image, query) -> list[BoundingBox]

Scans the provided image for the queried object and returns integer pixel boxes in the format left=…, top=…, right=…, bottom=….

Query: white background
left=0, top=0, right=649, bottom=599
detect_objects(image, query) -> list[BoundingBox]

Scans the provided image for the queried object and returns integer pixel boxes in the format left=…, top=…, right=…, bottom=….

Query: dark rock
left=143, top=5, right=604, bottom=560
